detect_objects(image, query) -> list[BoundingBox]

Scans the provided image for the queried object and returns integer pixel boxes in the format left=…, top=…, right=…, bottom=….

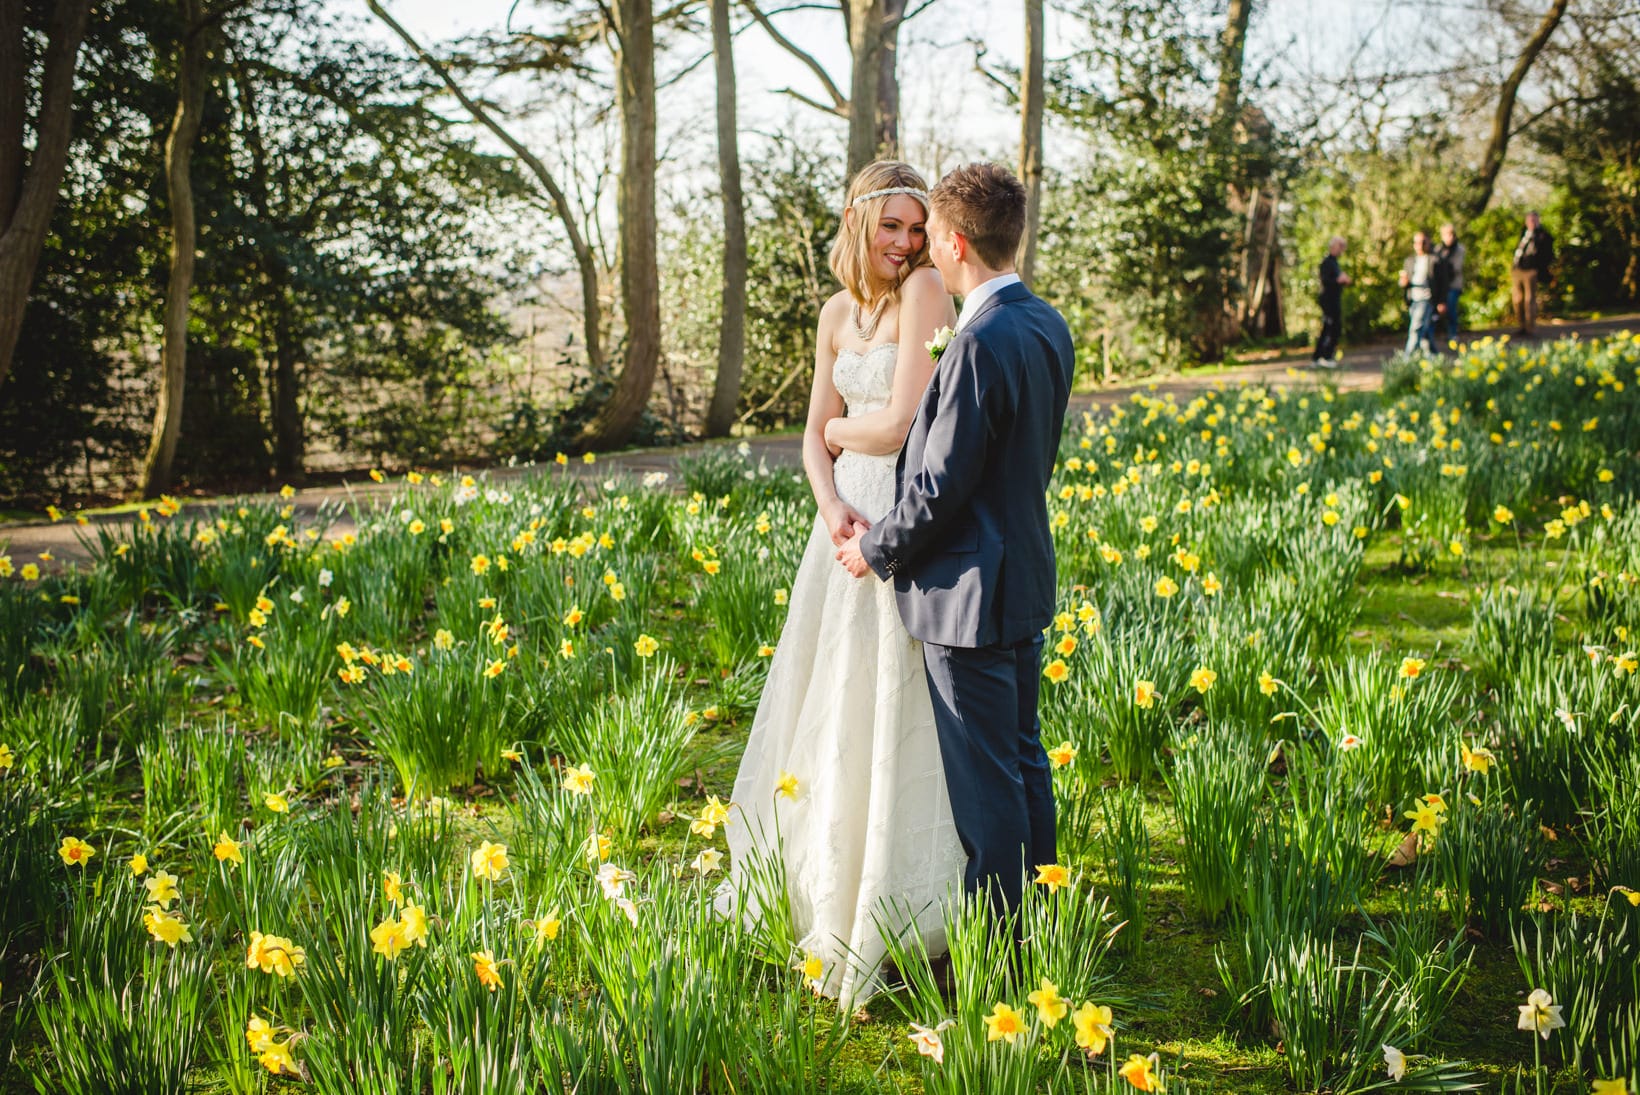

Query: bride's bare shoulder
left=901, top=266, right=947, bottom=298
left=817, top=290, right=855, bottom=349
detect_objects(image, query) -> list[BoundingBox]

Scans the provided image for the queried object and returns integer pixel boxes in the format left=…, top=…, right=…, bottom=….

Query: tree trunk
left=0, top=0, right=93, bottom=396
left=1211, top=0, right=1252, bottom=134
left=1017, top=0, right=1045, bottom=284
left=1465, top=0, right=1571, bottom=220
left=579, top=0, right=660, bottom=448
left=232, top=54, right=305, bottom=480
left=704, top=0, right=746, bottom=438
left=269, top=275, right=304, bottom=479
left=0, top=0, right=24, bottom=227
left=140, top=0, right=210, bottom=498
left=845, top=0, right=882, bottom=176
left=366, top=0, right=606, bottom=375
left=874, top=0, right=906, bottom=160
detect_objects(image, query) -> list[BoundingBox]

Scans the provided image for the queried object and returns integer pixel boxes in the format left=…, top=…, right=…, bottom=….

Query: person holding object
left=836, top=163, right=1076, bottom=921
left=1312, top=235, right=1351, bottom=369
left=1511, top=211, right=1555, bottom=337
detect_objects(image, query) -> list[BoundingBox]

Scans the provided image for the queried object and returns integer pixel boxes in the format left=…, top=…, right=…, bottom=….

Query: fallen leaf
left=1385, top=831, right=1419, bottom=869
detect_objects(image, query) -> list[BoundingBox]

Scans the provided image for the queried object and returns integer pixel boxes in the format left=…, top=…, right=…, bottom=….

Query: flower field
left=2, top=334, right=1638, bottom=1094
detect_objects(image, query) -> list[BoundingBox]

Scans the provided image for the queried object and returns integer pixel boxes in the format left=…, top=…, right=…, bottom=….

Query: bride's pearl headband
left=850, top=186, right=929, bottom=208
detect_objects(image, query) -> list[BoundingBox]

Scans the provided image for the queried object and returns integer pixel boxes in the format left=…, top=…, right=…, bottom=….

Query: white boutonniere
left=925, top=326, right=956, bottom=362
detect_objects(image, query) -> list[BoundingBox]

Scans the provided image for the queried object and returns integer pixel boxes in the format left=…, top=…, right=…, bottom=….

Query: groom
left=837, top=162, right=1075, bottom=917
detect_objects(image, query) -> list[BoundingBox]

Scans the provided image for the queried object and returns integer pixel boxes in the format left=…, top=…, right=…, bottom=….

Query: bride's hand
left=821, top=499, right=870, bottom=547
left=823, top=419, right=845, bottom=458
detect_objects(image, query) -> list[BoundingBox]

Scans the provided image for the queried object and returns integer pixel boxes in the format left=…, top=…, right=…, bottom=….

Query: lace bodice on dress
left=831, top=343, right=900, bottom=521
left=833, top=343, right=898, bottom=417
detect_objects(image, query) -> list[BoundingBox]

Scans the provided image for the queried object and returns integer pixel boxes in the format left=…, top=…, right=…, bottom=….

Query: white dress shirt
left=954, top=272, right=1022, bottom=332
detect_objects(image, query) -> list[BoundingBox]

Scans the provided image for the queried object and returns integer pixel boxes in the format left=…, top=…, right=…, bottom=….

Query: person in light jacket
left=1397, top=230, right=1448, bottom=356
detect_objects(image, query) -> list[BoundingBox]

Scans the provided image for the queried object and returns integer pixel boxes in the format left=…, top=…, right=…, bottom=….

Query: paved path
left=6, top=313, right=1635, bottom=571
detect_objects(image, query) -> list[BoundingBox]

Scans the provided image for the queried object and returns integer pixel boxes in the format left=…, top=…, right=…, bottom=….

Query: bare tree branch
left=364, top=0, right=606, bottom=372
left=740, top=0, right=848, bottom=109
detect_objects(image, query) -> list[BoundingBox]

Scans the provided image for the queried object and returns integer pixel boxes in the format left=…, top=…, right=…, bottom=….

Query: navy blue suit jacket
left=859, top=281, right=1075, bottom=648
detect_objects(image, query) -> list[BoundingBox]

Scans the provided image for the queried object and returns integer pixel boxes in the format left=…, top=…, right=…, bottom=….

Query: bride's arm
left=822, top=270, right=955, bottom=457
left=805, top=297, right=868, bottom=546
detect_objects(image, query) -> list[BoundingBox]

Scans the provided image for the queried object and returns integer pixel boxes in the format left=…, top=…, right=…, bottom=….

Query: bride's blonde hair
left=828, top=161, right=932, bottom=313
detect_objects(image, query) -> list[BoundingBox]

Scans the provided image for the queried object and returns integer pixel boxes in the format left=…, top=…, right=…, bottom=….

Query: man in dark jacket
left=1312, top=235, right=1352, bottom=369
left=1510, top=211, right=1555, bottom=337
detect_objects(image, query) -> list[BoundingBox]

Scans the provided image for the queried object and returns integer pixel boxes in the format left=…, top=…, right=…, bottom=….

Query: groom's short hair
left=930, top=163, right=1026, bottom=270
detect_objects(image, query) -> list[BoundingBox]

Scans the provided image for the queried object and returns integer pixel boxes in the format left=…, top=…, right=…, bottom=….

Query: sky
left=336, top=0, right=1388, bottom=182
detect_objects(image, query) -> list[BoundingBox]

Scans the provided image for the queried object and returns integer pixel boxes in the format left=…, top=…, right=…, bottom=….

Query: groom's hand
left=821, top=500, right=870, bottom=547
left=836, top=528, right=871, bottom=578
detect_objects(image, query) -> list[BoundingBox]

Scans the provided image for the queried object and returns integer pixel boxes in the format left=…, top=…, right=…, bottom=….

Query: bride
left=722, top=161, right=966, bottom=1009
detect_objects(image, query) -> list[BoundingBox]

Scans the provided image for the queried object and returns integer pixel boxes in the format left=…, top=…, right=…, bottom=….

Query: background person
left=1312, top=235, right=1351, bottom=369
left=1511, top=211, right=1555, bottom=336
left=1434, top=223, right=1465, bottom=343
left=1397, top=230, right=1447, bottom=356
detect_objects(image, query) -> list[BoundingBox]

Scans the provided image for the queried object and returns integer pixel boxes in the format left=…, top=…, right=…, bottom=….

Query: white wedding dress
left=722, top=343, right=967, bottom=1009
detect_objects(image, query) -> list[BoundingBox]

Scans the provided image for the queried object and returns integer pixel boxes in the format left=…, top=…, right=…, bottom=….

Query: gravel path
left=6, top=314, right=1634, bottom=571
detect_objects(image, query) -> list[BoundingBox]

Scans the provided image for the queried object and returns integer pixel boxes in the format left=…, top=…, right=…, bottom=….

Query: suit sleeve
left=859, top=336, right=1001, bottom=581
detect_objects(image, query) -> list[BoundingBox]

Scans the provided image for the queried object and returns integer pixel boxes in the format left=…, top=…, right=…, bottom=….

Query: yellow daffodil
left=128, top=852, right=147, bottom=875
left=58, top=835, right=95, bottom=867
left=634, top=634, right=659, bottom=657
left=1405, top=800, right=1444, bottom=838
left=399, top=903, right=429, bottom=946
left=796, top=951, right=825, bottom=993
left=1258, top=671, right=1279, bottom=696
left=472, top=949, right=503, bottom=991
left=1399, top=656, right=1426, bottom=679
left=775, top=771, right=800, bottom=800
left=1027, top=978, right=1069, bottom=1027
left=1461, top=742, right=1495, bottom=775
left=263, top=792, right=289, bottom=814
left=1591, top=1080, right=1628, bottom=1095
left=245, top=1014, right=275, bottom=1053
left=143, top=870, right=179, bottom=908
left=1189, top=666, right=1217, bottom=692
left=983, top=1001, right=1028, bottom=1044
left=1133, top=679, right=1157, bottom=709
left=1119, top=1052, right=1160, bottom=1091
left=1043, top=659, right=1070, bottom=684
left=245, top=931, right=304, bottom=977
left=563, top=763, right=595, bottom=796
left=258, top=1039, right=298, bottom=1076
left=371, top=915, right=410, bottom=960
left=1073, top=1002, right=1114, bottom=1057
left=1154, top=576, right=1179, bottom=598
left=1047, top=741, right=1078, bottom=768
left=383, top=871, right=403, bottom=905
left=214, top=831, right=244, bottom=865
left=471, top=841, right=510, bottom=881
left=142, top=904, right=193, bottom=947
left=525, top=909, right=563, bottom=946
left=1034, top=863, right=1070, bottom=893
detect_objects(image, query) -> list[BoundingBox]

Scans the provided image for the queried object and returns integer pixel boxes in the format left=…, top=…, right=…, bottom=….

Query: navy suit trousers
left=921, top=635, right=1056, bottom=917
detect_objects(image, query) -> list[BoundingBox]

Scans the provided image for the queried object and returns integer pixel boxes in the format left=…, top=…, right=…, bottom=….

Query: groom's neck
left=956, top=263, right=1015, bottom=298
